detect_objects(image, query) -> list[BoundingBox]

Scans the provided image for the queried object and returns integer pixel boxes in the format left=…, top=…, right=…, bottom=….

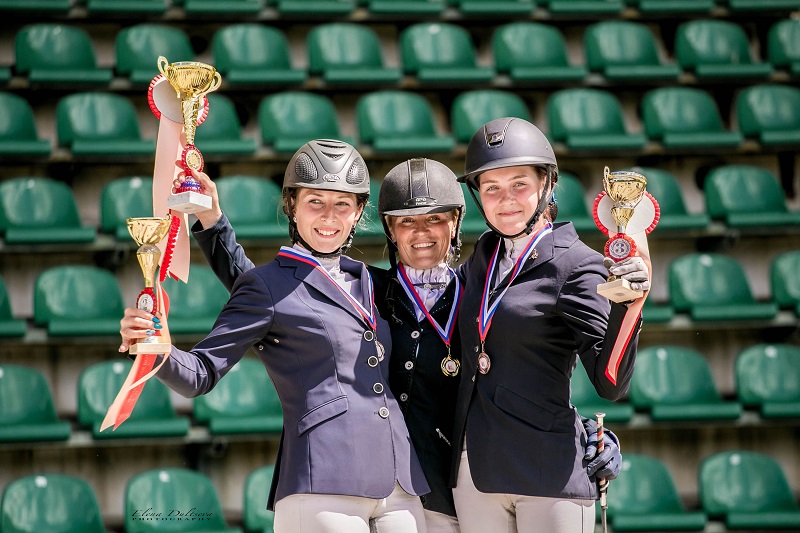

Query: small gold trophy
left=127, top=217, right=173, bottom=355
left=158, top=56, right=222, bottom=214
left=594, top=167, right=653, bottom=303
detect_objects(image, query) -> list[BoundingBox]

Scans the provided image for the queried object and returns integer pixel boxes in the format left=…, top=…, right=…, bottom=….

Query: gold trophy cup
left=127, top=217, right=173, bottom=355
left=158, top=55, right=222, bottom=214
left=596, top=167, right=647, bottom=302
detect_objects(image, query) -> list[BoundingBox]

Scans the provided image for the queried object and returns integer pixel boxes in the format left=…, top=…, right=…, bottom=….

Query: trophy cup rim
left=126, top=216, right=173, bottom=246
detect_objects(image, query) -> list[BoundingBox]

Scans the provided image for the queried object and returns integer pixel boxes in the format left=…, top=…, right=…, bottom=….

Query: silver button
left=367, top=356, right=379, bottom=367
left=273, top=338, right=279, bottom=344
left=400, top=393, right=408, bottom=402
left=373, top=383, right=384, bottom=394
left=404, top=361, right=414, bottom=370
left=363, top=331, right=375, bottom=342
left=257, top=344, right=264, bottom=351
left=472, top=375, right=476, bottom=382
left=378, top=407, right=389, bottom=418
left=410, top=331, right=420, bottom=339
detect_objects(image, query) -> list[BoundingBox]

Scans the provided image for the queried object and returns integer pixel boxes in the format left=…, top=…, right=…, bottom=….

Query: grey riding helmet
left=379, top=158, right=466, bottom=264
left=283, top=139, right=370, bottom=256
left=459, top=117, right=558, bottom=238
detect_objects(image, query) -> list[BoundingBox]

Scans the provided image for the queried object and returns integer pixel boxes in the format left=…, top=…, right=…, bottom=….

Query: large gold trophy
left=127, top=216, right=173, bottom=354
left=593, top=166, right=658, bottom=303
left=158, top=56, right=222, bottom=214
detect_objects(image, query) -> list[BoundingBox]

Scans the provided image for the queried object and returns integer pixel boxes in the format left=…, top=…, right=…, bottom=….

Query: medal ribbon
left=278, top=247, right=376, bottom=331
left=396, top=263, right=462, bottom=349
left=478, top=223, right=553, bottom=343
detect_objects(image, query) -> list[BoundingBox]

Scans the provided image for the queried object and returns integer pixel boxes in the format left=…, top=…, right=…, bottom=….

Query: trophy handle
left=209, top=71, right=222, bottom=93
left=157, top=56, right=169, bottom=76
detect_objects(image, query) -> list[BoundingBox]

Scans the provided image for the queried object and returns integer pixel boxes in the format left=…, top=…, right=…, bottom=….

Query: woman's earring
left=292, top=216, right=297, bottom=223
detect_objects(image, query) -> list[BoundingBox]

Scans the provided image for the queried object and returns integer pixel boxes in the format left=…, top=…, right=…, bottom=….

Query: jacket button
left=363, top=331, right=375, bottom=342
left=367, top=356, right=379, bottom=367
left=373, top=383, right=384, bottom=394
left=378, top=407, right=389, bottom=418
left=400, top=393, right=408, bottom=402
left=410, top=331, right=420, bottom=339
left=404, top=361, right=414, bottom=370
left=257, top=344, right=264, bottom=351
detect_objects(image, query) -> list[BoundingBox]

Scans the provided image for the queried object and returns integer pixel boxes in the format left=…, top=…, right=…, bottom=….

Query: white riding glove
left=605, top=256, right=650, bottom=292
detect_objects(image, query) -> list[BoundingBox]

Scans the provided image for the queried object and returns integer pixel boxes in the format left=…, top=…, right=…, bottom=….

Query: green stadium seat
left=275, top=0, right=354, bottom=14
left=771, top=251, right=800, bottom=315
left=367, top=0, right=445, bottom=14
left=308, top=23, right=400, bottom=85
left=56, top=92, right=155, bottom=156
left=704, top=165, right=800, bottom=228
left=608, top=454, right=707, bottom=531
left=627, top=167, right=709, bottom=231
left=546, top=0, right=623, bottom=14
left=634, top=0, right=715, bottom=14
left=116, top=24, right=195, bottom=85
left=547, top=89, right=646, bottom=151
left=0, top=277, right=25, bottom=337
left=0, top=0, right=70, bottom=11
left=126, top=469, right=242, bottom=533
left=183, top=0, right=262, bottom=13
left=356, top=91, right=455, bottom=153
left=630, top=346, right=743, bottom=421
left=493, top=22, right=587, bottom=83
left=768, top=19, right=800, bottom=76
left=736, top=344, right=800, bottom=418
left=699, top=451, right=800, bottom=530
left=727, top=0, right=800, bottom=11
left=642, top=297, right=674, bottom=323
left=14, top=24, right=112, bottom=85
left=570, top=360, right=633, bottom=423
left=0, top=365, right=71, bottom=443
left=216, top=175, right=285, bottom=239
left=100, top=177, right=154, bottom=241
left=400, top=22, right=494, bottom=83
left=193, top=93, right=257, bottom=156
left=161, top=265, right=229, bottom=334
left=244, top=465, right=276, bottom=533
left=87, top=0, right=166, bottom=14
left=584, top=21, right=681, bottom=81
left=460, top=183, right=489, bottom=237
left=0, top=177, right=96, bottom=244
left=212, top=24, right=305, bottom=85
left=356, top=179, right=385, bottom=238
left=193, top=358, right=282, bottom=435
left=642, top=87, right=743, bottom=149
left=78, top=360, right=190, bottom=439
left=736, top=84, right=800, bottom=147
left=668, top=253, right=778, bottom=321
left=0, top=93, right=50, bottom=156
left=553, top=172, right=595, bottom=233
left=450, top=90, right=532, bottom=143
left=368, top=258, right=392, bottom=271
left=675, top=20, right=773, bottom=80
left=0, top=66, right=9, bottom=83
left=456, top=0, right=534, bottom=14
left=259, top=92, right=347, bottom=154
left=1, top=474, right=105, bottom=533
left=34, top=265, right=124, bottom=336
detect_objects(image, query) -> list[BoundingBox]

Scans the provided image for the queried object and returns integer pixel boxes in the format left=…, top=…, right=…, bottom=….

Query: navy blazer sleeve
left=192, top=214, right=256, bottom=292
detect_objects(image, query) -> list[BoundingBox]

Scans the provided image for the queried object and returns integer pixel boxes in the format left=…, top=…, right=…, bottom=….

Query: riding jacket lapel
left=490, top=229, right=556, bottom=299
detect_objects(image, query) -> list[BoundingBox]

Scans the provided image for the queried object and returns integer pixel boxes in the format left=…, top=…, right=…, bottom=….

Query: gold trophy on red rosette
left=593, top=166, right=659, bottom=303
left=157, top=56, right=221, bottom=214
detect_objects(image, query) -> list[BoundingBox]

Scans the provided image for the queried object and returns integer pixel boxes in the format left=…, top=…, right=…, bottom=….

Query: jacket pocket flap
left=297, top=395, right=348, bottom=436
left=494, top=385, right=554, bottom=431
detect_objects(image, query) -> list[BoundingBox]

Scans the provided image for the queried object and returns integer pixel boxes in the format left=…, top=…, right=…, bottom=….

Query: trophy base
left=129, top=342, right=172, bottom=355
left=597, top=278, right=643, bottom=303
left=167, top=191, right=212, bottom=214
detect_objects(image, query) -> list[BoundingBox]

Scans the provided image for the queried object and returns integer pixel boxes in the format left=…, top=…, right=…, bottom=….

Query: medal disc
left=477, top=352, right=491, bottom=374
left=182, top=144, right=204, bottom=172
left=136, top=288, right=156, bottom=314
left=604, top=233, right=636, bottom=262
left=375, top=341, right=385, bottom=361
left=441, top=356, right=460, bottom=377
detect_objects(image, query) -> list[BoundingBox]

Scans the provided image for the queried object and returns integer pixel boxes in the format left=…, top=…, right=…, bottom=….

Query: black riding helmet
left=459, top=117, right=559, bottom=239
left=379, top=158, right=465, bottom=267
left=283, top=139, right=370, bottom=257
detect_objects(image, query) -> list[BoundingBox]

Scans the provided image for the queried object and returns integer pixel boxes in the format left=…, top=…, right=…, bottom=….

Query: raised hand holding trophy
left=593, top=166, right=659, bottom=303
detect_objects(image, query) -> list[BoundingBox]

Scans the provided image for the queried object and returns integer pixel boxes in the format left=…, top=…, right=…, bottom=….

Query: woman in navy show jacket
left=450, top=118, right=651, bottom=533
left=119, top=140, right=429, bottom=533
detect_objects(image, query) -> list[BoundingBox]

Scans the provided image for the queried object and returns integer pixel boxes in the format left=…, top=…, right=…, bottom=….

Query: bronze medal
left=477, top=352, right=491, bottom=374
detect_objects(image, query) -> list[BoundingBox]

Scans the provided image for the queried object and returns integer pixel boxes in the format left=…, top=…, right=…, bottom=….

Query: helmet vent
left=320, top=151, right=344, bottom=160
left=316, top=141, right=347, bottom=149
left=295, top=153, right=318, bottom=181
left=346, top=157, right=367, bottom=185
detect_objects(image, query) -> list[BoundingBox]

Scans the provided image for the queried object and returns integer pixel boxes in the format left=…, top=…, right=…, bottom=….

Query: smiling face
left=387, top=210, right=457, bottom=270
left=291, top=188, right=364, bottom=254
left=477, top=165, right=550, bottom=236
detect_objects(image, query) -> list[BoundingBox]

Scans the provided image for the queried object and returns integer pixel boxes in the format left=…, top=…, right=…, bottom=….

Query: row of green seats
left=1, top=466, right=275, bottom=533
left=1, top=0, right=797, bottom=16
left=0, top=358, right=282, bottom=444
left=571, top=344, right=800, bottom=424
left=2, top=83, right=798, bottom=159
left=5, top=20, right=799, bottom=88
